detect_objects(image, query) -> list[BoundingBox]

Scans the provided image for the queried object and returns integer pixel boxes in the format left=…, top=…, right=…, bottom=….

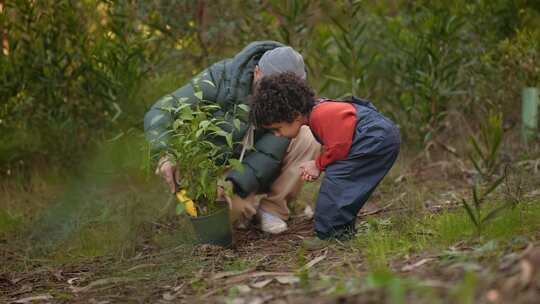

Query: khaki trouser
left=229, top=126, right=321, bottom=223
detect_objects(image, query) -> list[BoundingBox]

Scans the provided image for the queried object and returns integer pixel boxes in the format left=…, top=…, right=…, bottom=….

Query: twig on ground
left=359, top=193, right=406, bottom=217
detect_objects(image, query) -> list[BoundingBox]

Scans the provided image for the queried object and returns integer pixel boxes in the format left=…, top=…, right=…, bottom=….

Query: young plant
left=164, top=101, right=242, bottom=216
left=462, top=109, right=510, bottom=235
left=157, top=77, right=243, bottom=216
left=469, top=112, right=503, bottom=180
left=461, top=174, right=507, bottom=236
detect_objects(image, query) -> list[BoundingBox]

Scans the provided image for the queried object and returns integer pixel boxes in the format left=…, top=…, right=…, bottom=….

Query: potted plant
left=156, top=82, right=244, bottom=247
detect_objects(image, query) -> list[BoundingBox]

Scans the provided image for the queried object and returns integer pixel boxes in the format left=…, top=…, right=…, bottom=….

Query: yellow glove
left=176, top=189, right=198, bottom=217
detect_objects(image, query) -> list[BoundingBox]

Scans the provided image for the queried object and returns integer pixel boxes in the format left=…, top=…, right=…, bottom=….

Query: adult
left=144, top=41, right=320, bottom=234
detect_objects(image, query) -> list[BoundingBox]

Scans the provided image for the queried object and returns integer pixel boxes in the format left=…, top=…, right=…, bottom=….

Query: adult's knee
left=287, top=126, right=320, bottom=157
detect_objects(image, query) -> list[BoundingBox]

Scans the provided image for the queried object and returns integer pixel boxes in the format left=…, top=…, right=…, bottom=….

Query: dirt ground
left=2, top=146, right=540, bottom=303
left=3, top=208, right=540, bottom=304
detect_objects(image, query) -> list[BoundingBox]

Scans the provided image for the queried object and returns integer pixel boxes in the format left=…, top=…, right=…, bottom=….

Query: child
left=249, top=72, right=400, bottom=240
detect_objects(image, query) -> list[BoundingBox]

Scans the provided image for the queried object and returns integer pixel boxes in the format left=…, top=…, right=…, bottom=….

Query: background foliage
left=2, top=3, right=540, bottom=301
left=1, top=0, right=539, bottom=170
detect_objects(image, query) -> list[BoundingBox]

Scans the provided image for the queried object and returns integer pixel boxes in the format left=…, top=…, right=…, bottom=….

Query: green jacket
left=144, top=41, right=290, bottom=197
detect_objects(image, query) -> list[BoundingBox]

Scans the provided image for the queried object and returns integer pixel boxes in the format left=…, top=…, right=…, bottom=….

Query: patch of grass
left=483, top=201, right=540, bottom=239
left=0, top=209, right=21, bottom=235
left=431, top=198, right=540, bottom=246
left=430, top=210, right=474, bottom=246
left=356, top=232, right=407, bottom=270
left=309, top=266, right=482, bottom=303
left=294, top=246, right=311, bottom=289
left=222, top=258, right=253, bottom=272
left=352, top=218, right=424, bottom=270
left=352, top=198, right=540, bottom=270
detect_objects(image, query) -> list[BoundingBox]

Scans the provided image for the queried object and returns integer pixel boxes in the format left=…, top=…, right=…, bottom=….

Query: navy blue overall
left=314, top=97, right=401, bottom=239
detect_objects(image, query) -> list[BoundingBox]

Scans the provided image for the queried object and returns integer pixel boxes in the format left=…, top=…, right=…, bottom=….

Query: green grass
left=222, top=258, right=254, bottom=272
left=351, top=198, right=540, bottom=270
left=0, top=209, right=21, bottom=235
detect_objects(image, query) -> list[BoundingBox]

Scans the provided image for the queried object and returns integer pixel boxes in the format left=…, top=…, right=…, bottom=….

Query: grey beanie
left=258, top=46, right=306, bottom=79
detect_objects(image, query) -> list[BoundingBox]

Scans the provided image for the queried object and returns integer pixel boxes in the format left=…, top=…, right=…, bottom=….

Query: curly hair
left=249, top=72, right=316, bottom=127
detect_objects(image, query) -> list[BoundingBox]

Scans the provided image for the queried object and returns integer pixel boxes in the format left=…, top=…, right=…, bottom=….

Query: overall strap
left=318, top=96, right=379, bottom=112
left=350, top=96, right=378, bottom=111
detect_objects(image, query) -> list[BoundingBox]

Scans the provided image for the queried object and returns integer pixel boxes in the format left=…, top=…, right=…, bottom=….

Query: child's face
left=264, top=118, right=303, bottom=138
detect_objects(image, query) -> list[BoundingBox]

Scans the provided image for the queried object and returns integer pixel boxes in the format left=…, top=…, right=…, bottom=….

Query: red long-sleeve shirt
left=309, top=100, right=357, bottom=171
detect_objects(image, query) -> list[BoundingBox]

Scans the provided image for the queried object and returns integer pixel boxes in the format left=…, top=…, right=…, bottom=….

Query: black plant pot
left=189, top=201, right=233, bottom=247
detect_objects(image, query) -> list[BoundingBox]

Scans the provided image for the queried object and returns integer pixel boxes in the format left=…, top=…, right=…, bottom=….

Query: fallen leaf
left=394, top=174, right=406, bottom=183
left=173, top=283, right=185, bottom=292
left=10, top=277, right=24, bottom=284
left=300, top=253, right=327, bottom=271
left=251, top=279, right=273, bottom=288
left=211, top=268, right=254, bottom=280
left=401, top=258, right=434, bottom=272
left=224, top=271, right=293, bottom=285
left=275, top=276, right=300, bottom=284
left=162, top=292, right=176, bottom=301
left=236, top=284, right=251, bottom=294
left=67, top=277, right=81, bottom=285
left=70, top=277, right=135, bottom=293
left=13, top=294, right=53, bottom=303
left=88, top=299, right=110, bottom=304
left=125, top=263, right=157, bottom=272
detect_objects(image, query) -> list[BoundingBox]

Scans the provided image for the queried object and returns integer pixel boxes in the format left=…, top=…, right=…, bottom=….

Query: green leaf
left=215, top=130, right=228, bottom=138
left=237, top=104, right=250, bottom=112
left=484, top=173, right=505, bottom=197
left=325, top=75, right=348, bottom=84
left=199, top=120, right=211, bottom=129
left=233, top=118, right=241, bottom=131
left=473, top=183, right=480, bottom=211
left=202, top=104, right=221, bottom=111
left=200, top=169, right=208, bottom=189
left=172, top=119, right=183, bottom=130
left=471, top=137, right=485, bottom=159
left=468, top=154, right=485, bottom=178
left=180, top=107, right=193, bottom=120
left=226, top=133, right=233, bottom=148
left=228, top=159, right=244, bottom=173
left=195, top=129, right=204, bottom=138
left=481, top=204, right=508, bottom=225
left=461, top=199, right=479, bottom=228
left=193, top=91, right=203, bottom=100
left=176, top=203, right=185, bottom=215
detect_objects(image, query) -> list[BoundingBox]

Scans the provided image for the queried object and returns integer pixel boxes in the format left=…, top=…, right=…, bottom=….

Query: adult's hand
left=299, top=160, right=320, bottom=182
left=155, top=156, right=180, bottom=193
left=228, top=193, right=257, bottom=223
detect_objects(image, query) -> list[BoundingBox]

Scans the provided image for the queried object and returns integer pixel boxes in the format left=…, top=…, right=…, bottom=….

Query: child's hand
left=299, top=160, right=320, bottom=182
